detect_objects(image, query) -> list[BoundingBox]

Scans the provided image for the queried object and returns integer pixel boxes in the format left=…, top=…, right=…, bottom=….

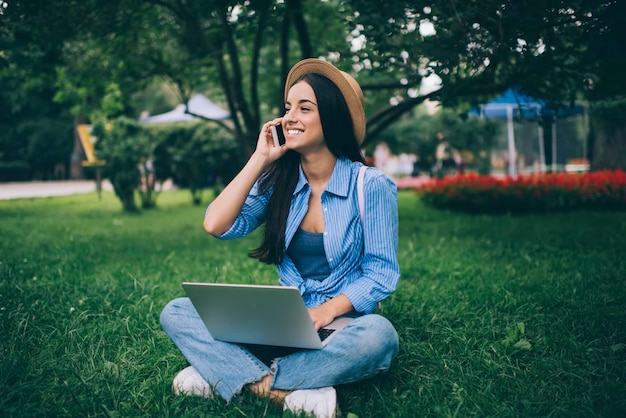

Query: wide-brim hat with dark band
left=285, top=58, right=366, bottom=145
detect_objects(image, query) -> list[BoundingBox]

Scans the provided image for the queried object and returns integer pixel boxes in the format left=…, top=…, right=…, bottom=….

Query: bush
left=0, top=161, right=30, bottom=181
left=417, top=170, right=626, bottom=214
left=150, top=123, right=241, bottom=205
left=93, top=118, right=149, bottom=212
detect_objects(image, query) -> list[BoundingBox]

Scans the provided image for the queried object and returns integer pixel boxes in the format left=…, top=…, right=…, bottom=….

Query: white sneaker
left=172, top=366, right=213, bottom=398
left=283, top=386, right=337, bottom=418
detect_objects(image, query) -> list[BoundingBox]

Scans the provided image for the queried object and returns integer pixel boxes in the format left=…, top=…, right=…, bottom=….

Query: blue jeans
left=160, top=297, right=399, bottom=402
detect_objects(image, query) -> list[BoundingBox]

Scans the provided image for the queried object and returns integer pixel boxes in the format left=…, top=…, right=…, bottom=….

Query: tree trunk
left=589, top=99, right=626, bottom=171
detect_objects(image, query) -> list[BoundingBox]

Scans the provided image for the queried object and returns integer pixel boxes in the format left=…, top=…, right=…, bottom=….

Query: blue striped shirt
left=213, top=156, right=400, bottom=314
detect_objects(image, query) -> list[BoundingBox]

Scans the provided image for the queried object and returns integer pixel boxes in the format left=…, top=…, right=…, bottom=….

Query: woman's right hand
left=203, top=119, right=287, bottom=236
left=254, top=118, right=288, bottom=164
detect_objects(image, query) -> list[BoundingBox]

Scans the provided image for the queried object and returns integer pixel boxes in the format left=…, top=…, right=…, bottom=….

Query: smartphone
left=270, top=124, right=286, bottom=147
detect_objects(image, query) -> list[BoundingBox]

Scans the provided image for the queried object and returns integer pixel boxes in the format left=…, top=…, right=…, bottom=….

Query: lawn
left=1, top=190, right=624, bottom=417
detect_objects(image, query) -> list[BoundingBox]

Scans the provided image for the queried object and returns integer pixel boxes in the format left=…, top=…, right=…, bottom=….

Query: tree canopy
left=347, top=0, right=626, bottom=169
left=1, top=0, right=624, bottom=181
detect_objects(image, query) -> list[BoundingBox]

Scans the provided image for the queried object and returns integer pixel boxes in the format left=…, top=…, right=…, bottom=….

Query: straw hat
left=285, top=58, right=366, bottom=144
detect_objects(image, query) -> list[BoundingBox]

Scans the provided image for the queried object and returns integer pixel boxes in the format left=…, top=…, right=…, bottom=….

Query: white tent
left=140, top=94, right=230, bottom=124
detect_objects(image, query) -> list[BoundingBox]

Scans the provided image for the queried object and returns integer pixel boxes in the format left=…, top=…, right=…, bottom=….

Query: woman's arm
left=204, top=119, right=287, bottom=236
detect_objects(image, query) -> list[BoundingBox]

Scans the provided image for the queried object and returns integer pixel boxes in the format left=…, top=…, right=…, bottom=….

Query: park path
left=0, top=179, right=179, bottom=200
left=0, top=180, right=113, bottom=200
left=0, top=176, right=429, bottom=200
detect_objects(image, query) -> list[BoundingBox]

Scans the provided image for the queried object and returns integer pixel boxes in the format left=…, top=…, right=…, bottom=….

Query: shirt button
left=323, top=207, right=327, bottom=212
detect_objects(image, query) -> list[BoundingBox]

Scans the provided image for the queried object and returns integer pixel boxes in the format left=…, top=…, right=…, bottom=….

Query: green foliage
left=2, top=0, right=353, bottom=172
left=93, top=118, right=149, bottom=212
left=0, top=191, right=624, bottom=416
left=0, top=2, right=75, bottom=181
left=3, top=0, right=626, bottom=178
left=589, top=96, right=626, bottom=129
left=0, top=105, right=74, bottom=182
left=92, top=117, right=241, bottom=211
left=380, top=108, right=499, bottom=174
left=23, top=117, right=74, bottom=178
left=345, top=1, right=626, bottom=169
left=347, top=1, right=626, bottom=103
left=130, top=80, right=181, bottom=117
left=150, top=123, right=242, bottom=205
left=99, top=83, right=125, bottom=119
left=53, top=37, right=145, bottom=121
left=588, top=97, right=626, bottom=170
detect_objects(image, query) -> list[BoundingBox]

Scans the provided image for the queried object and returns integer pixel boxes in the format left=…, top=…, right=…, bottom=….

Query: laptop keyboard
left=318, top=328, right=335, bottom=341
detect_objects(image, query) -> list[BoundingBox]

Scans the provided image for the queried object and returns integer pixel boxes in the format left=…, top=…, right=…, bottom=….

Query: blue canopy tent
left=140, top=94, right=230, bottom=124
left=471, top=89, right=585, bottom=176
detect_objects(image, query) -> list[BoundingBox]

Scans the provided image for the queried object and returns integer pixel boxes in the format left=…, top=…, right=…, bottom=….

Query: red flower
left=415, top=170, right=626, bottom=213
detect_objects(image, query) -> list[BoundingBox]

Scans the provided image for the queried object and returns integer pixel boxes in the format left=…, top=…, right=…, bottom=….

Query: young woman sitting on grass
left=160, top=58, right=400, bottom=418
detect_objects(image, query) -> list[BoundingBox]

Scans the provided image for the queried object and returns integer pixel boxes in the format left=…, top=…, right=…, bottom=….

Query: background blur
left=1, top=1, right=624, bottom=196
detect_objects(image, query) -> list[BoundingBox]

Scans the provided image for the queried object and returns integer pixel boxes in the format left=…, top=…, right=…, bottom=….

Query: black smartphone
left=270, top=124, right=286, bottom=147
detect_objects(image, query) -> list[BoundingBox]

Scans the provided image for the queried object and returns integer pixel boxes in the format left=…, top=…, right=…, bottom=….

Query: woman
left=160, top=58, right=400, bottom=418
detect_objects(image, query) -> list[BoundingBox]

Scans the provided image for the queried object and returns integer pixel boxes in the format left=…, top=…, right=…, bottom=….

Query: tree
left=0, top=0, right=78, bottom=180
left=346, top=0, right=626, bottom=169
left=10, top=0, right=623, bottom=179
left=133, top=0, right=356, bottom=153
left=1, top=0, right=440, bottom=179
left=2, top=0, right=355, bottom=153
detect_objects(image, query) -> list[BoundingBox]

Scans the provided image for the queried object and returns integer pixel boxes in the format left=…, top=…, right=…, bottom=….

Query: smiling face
left=282, top=81, right=327, bottom=155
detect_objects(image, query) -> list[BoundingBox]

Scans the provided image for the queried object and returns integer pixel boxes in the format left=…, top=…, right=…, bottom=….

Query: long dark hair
left=249, top=73, right=365, bottom=265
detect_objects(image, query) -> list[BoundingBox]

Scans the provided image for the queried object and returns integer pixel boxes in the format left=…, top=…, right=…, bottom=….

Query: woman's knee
left=353, top=314, right=399, bottom=358
left=160, top=297, right=194, bottom=332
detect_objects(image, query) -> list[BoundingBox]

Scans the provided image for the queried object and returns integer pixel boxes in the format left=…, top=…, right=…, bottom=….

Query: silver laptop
left=182, top=282, right=353, bottom=349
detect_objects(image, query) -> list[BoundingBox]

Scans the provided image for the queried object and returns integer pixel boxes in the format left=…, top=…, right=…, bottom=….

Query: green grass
left=1, top=190, right=625, bottom=417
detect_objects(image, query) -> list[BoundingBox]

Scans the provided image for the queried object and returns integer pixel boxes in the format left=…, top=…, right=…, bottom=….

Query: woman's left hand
left=308, top=305, right=336, bottom=331
left=308, top=294, right=354, bottom=330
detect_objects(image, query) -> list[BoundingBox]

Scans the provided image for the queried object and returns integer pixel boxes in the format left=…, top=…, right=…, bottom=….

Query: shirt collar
left=293, top=156, right=352, bottom=198
left=294, top=165, right=309, bottom=195
left=326, top=157, right=352, bottom=197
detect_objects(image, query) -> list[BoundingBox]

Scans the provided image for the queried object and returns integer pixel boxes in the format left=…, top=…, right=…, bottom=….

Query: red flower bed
left=416, top=170, right=626, bottom=214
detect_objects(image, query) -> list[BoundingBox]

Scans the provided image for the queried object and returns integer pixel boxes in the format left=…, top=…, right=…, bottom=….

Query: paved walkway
left=0, top=176, right=430, bottom=200
left=0, top=180, right=113, bottom=200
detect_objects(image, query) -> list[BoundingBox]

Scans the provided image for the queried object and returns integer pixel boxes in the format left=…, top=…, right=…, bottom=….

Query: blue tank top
left=286, top=228, right=331, bottom=281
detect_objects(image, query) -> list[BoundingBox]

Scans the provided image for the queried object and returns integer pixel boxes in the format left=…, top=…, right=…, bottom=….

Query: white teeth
left=288, top=130, right=302, bottom=136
